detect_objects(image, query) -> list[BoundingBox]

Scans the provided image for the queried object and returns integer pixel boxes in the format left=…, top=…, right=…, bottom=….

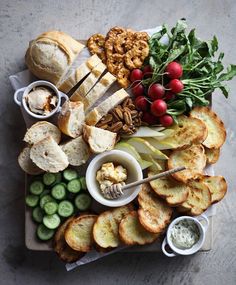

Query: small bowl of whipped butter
left=162, top=215, right=209, bottom=257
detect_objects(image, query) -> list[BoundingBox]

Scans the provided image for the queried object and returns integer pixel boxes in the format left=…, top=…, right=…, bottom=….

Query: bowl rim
left=85, top=149, right=143, bottom=207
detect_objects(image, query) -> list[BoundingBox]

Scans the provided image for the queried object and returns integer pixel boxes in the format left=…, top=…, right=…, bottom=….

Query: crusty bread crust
left=18, top=146, right=43, bottom=175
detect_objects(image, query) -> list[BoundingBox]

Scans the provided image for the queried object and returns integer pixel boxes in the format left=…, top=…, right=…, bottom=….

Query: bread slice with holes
left=119, top=211, right=159, bottom=245
left=18, top=146, right=43, bottom=175
left=60, top=136, right=90, bottom=166
left=85, top=89, right=129, bottom=126
left=168, top=145, right=206, bottom=183
left=204, top=146, right=220, bottom=164
left=148, top=171, right=189, bottom=206
left=93, top=205, right=133, bottom=249
left=177, top=178, right=211, bottom=216
left=53, top=216, right=84, bottom=263
left=64, top=215, right=97, bottom=252
left=30, top=136, right=69, bottom=172
left=190, top=107, right=226, bottom=149
left=58, top=100, right=85, bottom=138
left=201, top=175, right=227, bottom=204
left=24, top=121, right=61, bottom=145
left=157, top=115, right=208, bottom=150
left=138, top=183, right=173, bottom=233
left=58, top=54, right=102, bottom=93
left=83, top=125, right=117, bottom=153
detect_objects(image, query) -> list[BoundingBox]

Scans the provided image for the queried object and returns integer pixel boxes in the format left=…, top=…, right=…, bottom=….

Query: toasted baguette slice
left=83, top=125, right=117, bottom=153
left=18, top=146, right=43, bottom=175
left=157, top=115, right=208, bottom=150
left=190, top=107, right=226, bottom=149
left=58, top=100, right=85, bottom=138
left=65, top=215, right=97, bottom=252
left=177, top=178, right=211, bottom=216
left=58, top=54, right=102, bottom=93
left=30, top=136, right=69, bottom=172
left=148, top=171, right=189, bottom=206
left=168, top=145, right=206, bottom=183
left=70, top=62, right=106, bottom=101
left=204, top=146, right=220, bottom=164
left=119, top=211, right=159, bottom=245
left=24, top=121, right=61, bottom=145
left=93, top=205, right=133, bottom=249
left=60, top=136, right=90, bottom=166
left=201, top=175, right=227, bottom=204
left=53, top=216, right=84, bottom=263
left=85, top=89, right=129, bottom=126
left=82, top=72, right=116, bottom=110
left=138, top=183, right=173, bottom=233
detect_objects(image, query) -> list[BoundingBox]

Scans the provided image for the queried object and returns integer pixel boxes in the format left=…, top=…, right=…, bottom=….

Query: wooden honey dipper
left=102, top=166, right=186, bottom=199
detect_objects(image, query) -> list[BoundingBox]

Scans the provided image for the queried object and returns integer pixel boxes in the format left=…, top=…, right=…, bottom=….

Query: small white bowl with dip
left=162, top=214, right=209, bottom=257
left=86, top=150, right=143, bottom=207
left=14, top=80, right=68, bottom=119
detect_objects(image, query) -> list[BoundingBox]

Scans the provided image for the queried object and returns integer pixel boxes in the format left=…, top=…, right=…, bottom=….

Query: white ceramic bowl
left=86, top=150, right=143, bottom=207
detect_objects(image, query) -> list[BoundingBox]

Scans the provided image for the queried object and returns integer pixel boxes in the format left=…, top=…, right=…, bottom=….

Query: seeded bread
left=30, top=136, right=69, bottom=172
left=18, top=146, right=43, bottom=175
left=24, top=121, right=61, bottom=145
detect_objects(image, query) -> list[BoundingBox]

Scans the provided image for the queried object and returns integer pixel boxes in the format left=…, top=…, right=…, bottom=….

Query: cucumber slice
left=32, top=207, right=44, bottom=223
left=37, top=224, right=55, bottom=241
left=29, top=181, right=44, bottom=195
left=40, top=195, right=55, bottom=209
left=43, top=214, right=61, bottom=229
left=67, top=179, right=81, bottom=193
left=74, top=194, right=92, bottom=211
left=53, top=172, right=62, bottom=185
left=58, top=201, right=74, bottom=217
left=51, top=184, right=66, bottom=200
left=43, top=173, right=56, bottom=186
left=79, top=177, right=87, bottom=190
left=26, top=194, right=39, bottom=207
left=63, top=169, right=78, bottom=181
left=44, top=201, right=58, bottom=215
left=39, top=189, right=50, bottom=198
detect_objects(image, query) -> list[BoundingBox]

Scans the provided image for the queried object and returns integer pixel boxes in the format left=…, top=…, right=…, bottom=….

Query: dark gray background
left=1, top=0, right=236, bottom=284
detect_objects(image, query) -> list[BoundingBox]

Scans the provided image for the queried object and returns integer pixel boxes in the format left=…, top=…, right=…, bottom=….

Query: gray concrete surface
left=1, top=0, right=236, bottom=284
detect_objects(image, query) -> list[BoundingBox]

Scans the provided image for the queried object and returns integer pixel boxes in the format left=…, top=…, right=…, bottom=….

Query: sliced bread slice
left=24, top=121, right=61, bottom=145
left=204, top=146, right=220, bottom=164
left=83, top=125, right=117, bottom=153
left=58, top=100, right=85, bottom=138
left=18, top=146, right=43, bottom=175
left=190, top=107, right=226, bottom=149
left=138, top=183, right=173, bottom=233
left=30, top=136, right=69, bottom=172
left=119, top=211, right=159, bottom=246
left=60, top=136, right=90, bottom=166
left=85, top=89, right=129, bottom=126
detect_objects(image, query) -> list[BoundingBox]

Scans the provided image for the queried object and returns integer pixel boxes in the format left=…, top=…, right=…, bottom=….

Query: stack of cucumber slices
left=25, top=168, right=92, bottom=241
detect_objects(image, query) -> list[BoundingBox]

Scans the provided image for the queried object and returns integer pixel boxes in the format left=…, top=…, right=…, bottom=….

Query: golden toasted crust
left=53, top=217, right=84, bottom=263
left=190, top=107, right=226, bottom=149
left=200, top=175, right=227, bottom=204
left=64, top=215, right=97, bottom=252
left=204, top=146, right=220, bottom=164
left=148, top=171, right=189, bottom=206
left=138, top=184, right=173, bottom=233
left=168, top=145, right=206, bottom=183
left=119, top=211, right=159, bottom=245
left=160, top=115, right=208, bottom=150
left=177, top=178, right=212, bottom=216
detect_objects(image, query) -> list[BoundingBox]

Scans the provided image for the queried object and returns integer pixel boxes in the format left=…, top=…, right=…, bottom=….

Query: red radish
left=142, top=112, right=158, bottom=125
left=165, top=62, right=183, bottom=79
left=132, top=83, right=144, bottom=97
left=130, top=69, right=143, bottom=82
left=142, top=65, right=153, bottom=78
left=169, top=79, right=184, bottom=93
left=151, top=99, right=167, bottom=117
left=135, top=96, right=149, bottom=111
left=165, top=91, right=175, bottom=101
left=159, top=115, right=174, bottom=127
left=148, top=83, right=165, bottom=100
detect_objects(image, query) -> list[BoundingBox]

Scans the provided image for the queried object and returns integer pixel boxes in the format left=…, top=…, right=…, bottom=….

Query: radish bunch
left=130, top=61, right=184, bottom=127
